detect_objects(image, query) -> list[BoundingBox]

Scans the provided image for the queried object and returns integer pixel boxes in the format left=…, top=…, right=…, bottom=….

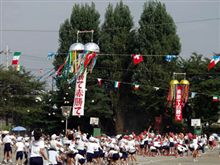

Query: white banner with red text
left=72, top=70, right=87, bottom=116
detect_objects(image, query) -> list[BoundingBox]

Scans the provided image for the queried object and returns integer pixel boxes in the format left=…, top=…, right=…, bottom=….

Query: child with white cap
left=85, top=137, right=96, bottom=165
left=15, top=136, right=25, bottom=165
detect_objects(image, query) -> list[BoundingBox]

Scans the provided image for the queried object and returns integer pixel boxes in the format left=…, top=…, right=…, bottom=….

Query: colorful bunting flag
left=208, top=55, right=220, bottom=71
left=132, top=54, right=143, bottom=65
left=11, top=52, right=21, bottom=65
left=190, top=92, right=197, bottom=98
left=47, top=52, right=56, bottom=59
left=97, top=78, right=102, bottom=87
left=213, top=96, right=219, bottom=102
left=154, top=87, right=160, bottom=91
left=165, top=55, right=176, bottom=62
left=133, top=84, right=140, bottom=90
left=114, top=81, right=120, bottom=89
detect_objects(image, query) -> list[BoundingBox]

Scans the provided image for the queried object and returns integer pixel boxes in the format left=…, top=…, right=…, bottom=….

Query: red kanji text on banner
left=72, top=70, right=87, bottom=116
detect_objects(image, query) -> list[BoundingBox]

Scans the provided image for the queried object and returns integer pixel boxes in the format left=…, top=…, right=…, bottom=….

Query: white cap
left=2, top=130, right=9, bottom=134
left=51, top=134, right=57, bottom=140
left=24, top=137, right=29, bottom=141
left=89, top=136, right=95, bottom=142
left=76, top=134, right=81, bottom=139
left=17, top=136, right=23, bottom=141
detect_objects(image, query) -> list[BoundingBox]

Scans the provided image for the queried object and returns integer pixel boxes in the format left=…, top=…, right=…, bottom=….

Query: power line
left=0, top=17, right=219, bottom=33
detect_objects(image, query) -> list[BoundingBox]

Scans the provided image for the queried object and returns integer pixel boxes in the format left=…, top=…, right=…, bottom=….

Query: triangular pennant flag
left=133, top=84, right=140, bottom=90
left=97, top=78, right=102, bottom=87
left=165, top=55, right=176, bottom=62
left=114, top=81, right=120, bottom=89
left=208, top=55, right=220, bottom=71
left=47, top=52, right=56, bottom=59
left=212, top=95, right=219, bottom=102
left=190, top=92, right=197, bottom=98
left=153, top=87, right=160, bottom=91
left=12, top=52, right=21, bottom=65
left=132, top=54, right=143, bottom=65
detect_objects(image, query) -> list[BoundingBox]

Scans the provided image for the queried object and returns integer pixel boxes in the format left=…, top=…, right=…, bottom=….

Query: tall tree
left=53, top=3, right=100, bottom=132
left=131, top=1, right=181, bottom=131
left=93, top=1, right=134, bottom=133
left=54, top=3, right=100, bottom=90
left=138, top=1, right=180, bottom=55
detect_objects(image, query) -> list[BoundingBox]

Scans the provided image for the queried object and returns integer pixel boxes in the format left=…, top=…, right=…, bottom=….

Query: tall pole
left=6, top=45, right=9, bottom=69
left=65, top=117, right=68, bottom=134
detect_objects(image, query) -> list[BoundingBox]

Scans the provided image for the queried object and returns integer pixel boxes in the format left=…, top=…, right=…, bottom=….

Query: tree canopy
left=32, top=1, right=220, bottom=134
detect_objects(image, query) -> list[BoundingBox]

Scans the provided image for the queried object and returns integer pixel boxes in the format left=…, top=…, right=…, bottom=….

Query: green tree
left=92, top=1, right=134, bottom=133
left=53, top=2, right=100, bottom=132
left=138, top=1, right=180, bottom=55
left=131, top=0, right=181, bottom=131
left=0, top=66, right=46, bottom=130
left=179, top=53, right=220, bottom=131
left=54, top=2, right=100, bottom=91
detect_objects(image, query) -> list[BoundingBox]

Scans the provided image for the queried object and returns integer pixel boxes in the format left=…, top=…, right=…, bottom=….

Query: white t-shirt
left=16, top=141, right=25, bottom=152
left=30, top=140, right=45, bottom=157
left=48, top=150, right=58, bottom=164
left=50, top=140, right=62, bottom=151
left=76, top=139, right=85, bottom=150
left=3, top=135, right=12, bottom=143
left=128, top=140, right=136, bottom=153
left=86, top=142, right=96, bottom=154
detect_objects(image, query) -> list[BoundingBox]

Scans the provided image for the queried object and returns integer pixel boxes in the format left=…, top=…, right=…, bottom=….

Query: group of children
left=0, top=129, right=219, bottom=165
left=1, top=131, right=29, bottom=165
left=44, top=129, right=219, bottom=164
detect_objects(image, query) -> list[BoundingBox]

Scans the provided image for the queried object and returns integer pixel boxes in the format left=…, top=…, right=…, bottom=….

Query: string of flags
left=94, top=77, right=220, bottom=103
left=184, top=92, right=220, bottom=103
left=95, top=77, right=147, bottom=91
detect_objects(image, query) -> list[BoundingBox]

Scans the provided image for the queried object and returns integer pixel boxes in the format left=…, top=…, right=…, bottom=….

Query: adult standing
left=29, top=128, right=48, bottom=165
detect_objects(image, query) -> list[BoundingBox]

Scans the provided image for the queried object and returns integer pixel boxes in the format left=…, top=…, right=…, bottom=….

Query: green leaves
left=0, top=66, right=46, bottom=129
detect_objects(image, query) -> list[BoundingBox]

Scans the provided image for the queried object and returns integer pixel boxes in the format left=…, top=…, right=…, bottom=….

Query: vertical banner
left=72, top=70, right=87, bottom=116
left=175, top=85, right=183, bottom=121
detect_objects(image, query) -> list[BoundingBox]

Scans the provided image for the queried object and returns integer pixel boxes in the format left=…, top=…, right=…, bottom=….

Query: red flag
left=97, top=78, right=102, bottom=87
left=84, top=52, right=96, bottom=68
left=132, top=54, right=143, bottom=65
left=208, top=55, right=220, bottom=71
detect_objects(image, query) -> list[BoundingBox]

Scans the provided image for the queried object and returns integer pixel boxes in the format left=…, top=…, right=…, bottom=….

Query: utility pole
left=6, top=45, right=9, bottom=69
left=0, top=46, right=11, bottom=69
